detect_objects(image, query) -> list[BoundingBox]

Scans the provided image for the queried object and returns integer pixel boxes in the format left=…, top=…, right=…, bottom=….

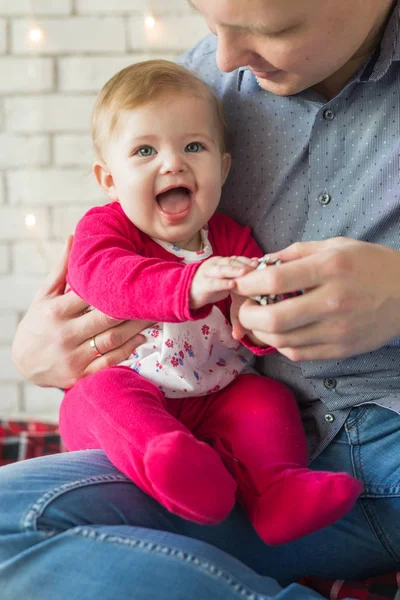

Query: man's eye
left=136, top=146, right=156, bottom=157
left=185, top=142, right=204, bottom=153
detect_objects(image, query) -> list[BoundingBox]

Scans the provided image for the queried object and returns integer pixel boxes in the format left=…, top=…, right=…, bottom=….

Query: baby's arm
left=68, top=206, right=211, bottom=323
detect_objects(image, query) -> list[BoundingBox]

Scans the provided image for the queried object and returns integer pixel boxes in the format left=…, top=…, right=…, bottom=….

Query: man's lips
left=249, top=67, right=281, bottom=79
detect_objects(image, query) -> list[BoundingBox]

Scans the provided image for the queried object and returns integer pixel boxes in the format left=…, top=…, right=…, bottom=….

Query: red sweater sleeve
left=67, top=203, right=211, bottom=322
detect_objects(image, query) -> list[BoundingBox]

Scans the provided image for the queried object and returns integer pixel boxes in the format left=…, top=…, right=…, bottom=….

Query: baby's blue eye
left=137, top=146, right=156, bottom=157
left=185, top=142, right=203, bottom=153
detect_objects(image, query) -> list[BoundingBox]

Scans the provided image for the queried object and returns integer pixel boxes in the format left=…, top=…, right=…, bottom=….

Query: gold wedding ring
left=89, top=336, right=103, bottom=357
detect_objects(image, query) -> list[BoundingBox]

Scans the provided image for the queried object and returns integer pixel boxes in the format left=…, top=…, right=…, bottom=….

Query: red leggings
left=60, top=368, right=361, bottom=545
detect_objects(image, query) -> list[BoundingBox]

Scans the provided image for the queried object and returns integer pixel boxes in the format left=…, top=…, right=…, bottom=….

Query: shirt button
left=325, top=413, right=335, bottom=423
left=323, top=109, right=335, bottom=120
left=318, top=192, right=331, bottom=205
left=324, top=377, right=337, bottom=390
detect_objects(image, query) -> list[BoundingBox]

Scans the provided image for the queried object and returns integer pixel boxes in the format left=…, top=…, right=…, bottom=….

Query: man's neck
left=313, top=1, right=396, bottom=100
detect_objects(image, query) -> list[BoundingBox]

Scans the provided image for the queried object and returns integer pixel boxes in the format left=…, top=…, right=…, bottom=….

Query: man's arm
left=12, top=236, right=149, bottom=389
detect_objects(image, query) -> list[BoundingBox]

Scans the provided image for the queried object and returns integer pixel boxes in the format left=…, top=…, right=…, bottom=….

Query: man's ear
left=93, top=161, right=118, bottom=200
left=221, top=153, right=232, bottom=185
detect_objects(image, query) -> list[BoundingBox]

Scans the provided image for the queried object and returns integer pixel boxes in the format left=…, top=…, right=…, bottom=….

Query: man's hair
left=91, top=59, right=227, bottom=161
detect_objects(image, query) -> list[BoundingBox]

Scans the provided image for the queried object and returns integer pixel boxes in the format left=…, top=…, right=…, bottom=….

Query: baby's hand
left=190, top=256, right=259, bottom=310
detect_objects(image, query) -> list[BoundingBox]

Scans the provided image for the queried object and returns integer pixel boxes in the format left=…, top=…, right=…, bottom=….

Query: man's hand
left=12, top=236, right=151, bottom=389
left=235, top=237, right=400, bottom=361
left=189, top=255, right=258, bottom=310
left=230, top=293, right=267, bottom=346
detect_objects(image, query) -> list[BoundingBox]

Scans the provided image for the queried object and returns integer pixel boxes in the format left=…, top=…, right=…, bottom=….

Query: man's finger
left=235, top=253, right=326, bottom=297
left=277, top=342, right=348, bottom=362
left=239, top=290, right=322, bottom=334
left=75, top=317, right=152, bottom=355
left=269, top=237, right=353, bottom=263
left=83, top=334, right=146, bottom=377
left=249, top=318, right=332, bottom=349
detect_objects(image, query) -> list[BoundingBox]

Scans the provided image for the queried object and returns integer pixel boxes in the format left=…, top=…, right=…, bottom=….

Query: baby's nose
left=160, top=152, right=187, bottom=174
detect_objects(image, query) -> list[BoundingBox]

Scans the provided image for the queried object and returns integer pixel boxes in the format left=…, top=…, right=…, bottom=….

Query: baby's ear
left=93, top=161, right=118, bottom=200
left=221, top=153, right=232, bottom=184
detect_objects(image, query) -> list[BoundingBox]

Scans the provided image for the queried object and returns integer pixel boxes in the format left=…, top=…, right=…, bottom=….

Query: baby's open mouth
left=156, top=186, right=192, bottom=215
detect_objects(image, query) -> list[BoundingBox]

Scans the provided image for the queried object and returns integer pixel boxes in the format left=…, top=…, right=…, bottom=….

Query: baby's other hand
left=190, top=256, right=258, bottom=310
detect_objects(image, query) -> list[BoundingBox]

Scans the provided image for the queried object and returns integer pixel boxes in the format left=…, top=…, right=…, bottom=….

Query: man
left=2, top=1, right=400, bottom=598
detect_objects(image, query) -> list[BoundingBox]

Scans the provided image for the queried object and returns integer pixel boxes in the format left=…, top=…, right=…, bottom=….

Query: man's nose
left=215, top=29, right=257, bottom=72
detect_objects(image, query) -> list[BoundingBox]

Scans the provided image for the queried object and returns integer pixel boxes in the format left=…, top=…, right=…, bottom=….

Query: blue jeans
left=0, top=405, right=399, bottom=599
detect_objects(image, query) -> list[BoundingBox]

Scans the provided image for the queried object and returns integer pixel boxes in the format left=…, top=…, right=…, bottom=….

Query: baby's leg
left=193, top=374, right=362, bottom=545
left=60, top=367, right=236, bottom=524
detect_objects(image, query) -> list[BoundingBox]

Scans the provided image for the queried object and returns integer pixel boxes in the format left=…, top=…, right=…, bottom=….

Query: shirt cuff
left=240, top=334, right=277, bottom=356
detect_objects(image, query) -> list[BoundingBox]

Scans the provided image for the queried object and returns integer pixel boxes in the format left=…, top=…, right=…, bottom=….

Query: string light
left=144, top=15, right=156, bottom=29
left=24, top=213, right=50, bottom=269
left=24, top=214, right=37, bottom=229
left=28, top=26, right=44, bottom=44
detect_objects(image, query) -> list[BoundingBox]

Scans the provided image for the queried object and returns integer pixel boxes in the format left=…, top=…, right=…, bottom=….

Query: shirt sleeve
left=67, top=207, right=212, bottom=322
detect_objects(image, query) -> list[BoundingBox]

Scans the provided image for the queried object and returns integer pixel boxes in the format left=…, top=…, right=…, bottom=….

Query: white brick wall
left=128, top=16, right=209, bottom=51
left=0, top=1, right=72, bottom=16
left=0, top=20, right=6, bottom=54
left=0, top=313, right=19, bottom=343
left=76, top=0, right=146, bottom=14
left=0, top=243, right=10, bottom=273
left=0, top=58, right=54, bottom=92
left=59, top=54, right=178, bottom=92
left=0, top=384, right=20, bottom=417
left=8, top=169, right=102, bottom=205
left=5, top=95, right=96, bottom=132
left=0, top=134, right=50, bottom=168
left=12, top=19, right=127, bottom=54
left=0, top=1, right=209, bottom=422
left=54, top=134, right=93, bottom=166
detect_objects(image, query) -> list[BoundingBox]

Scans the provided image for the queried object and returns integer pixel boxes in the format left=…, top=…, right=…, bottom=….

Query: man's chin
left=256, top=75, right=310, bottom=97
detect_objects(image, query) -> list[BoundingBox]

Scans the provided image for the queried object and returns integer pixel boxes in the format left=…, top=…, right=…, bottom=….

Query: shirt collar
left=361, top=0, right=400, bottom=82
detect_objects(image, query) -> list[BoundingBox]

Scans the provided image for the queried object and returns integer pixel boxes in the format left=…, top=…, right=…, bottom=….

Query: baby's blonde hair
left=91, top=59, right=227, bottom=161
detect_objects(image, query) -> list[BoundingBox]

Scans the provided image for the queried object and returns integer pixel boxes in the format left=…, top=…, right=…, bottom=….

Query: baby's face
left=97, top=93, right=230, bottom=251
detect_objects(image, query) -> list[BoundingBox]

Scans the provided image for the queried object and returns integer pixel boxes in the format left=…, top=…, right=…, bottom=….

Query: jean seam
left=344, top=406, right=370, bottom=432
left=359, top=499, right=400, bottom=565
left=70, top=527, right=270, bottom=600
left=347, top=408, right=400, bottom=496
left=351, top=419, right=400, bottom=565
left=21, top=474, right=130, bottom=532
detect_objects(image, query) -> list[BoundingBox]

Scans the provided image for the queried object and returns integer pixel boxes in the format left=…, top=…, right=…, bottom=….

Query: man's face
left=191, top=0, right=393, bottom=96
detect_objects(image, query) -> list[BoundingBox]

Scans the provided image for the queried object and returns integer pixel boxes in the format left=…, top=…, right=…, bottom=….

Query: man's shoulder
left=178, top=35, right=240, bottom=97
left=178, top=34, right=232, bottom=88
left=178, top=33, right=218, bottom=71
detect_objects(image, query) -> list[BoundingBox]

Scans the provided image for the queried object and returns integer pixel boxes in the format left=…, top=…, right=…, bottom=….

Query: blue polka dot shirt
left=180, top=4, right=400, bottom=460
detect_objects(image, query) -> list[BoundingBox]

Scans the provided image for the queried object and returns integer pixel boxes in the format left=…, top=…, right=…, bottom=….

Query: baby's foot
left=144, top=430, right=237, bottom=524
left=247, top=468, right=362, bottom=545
